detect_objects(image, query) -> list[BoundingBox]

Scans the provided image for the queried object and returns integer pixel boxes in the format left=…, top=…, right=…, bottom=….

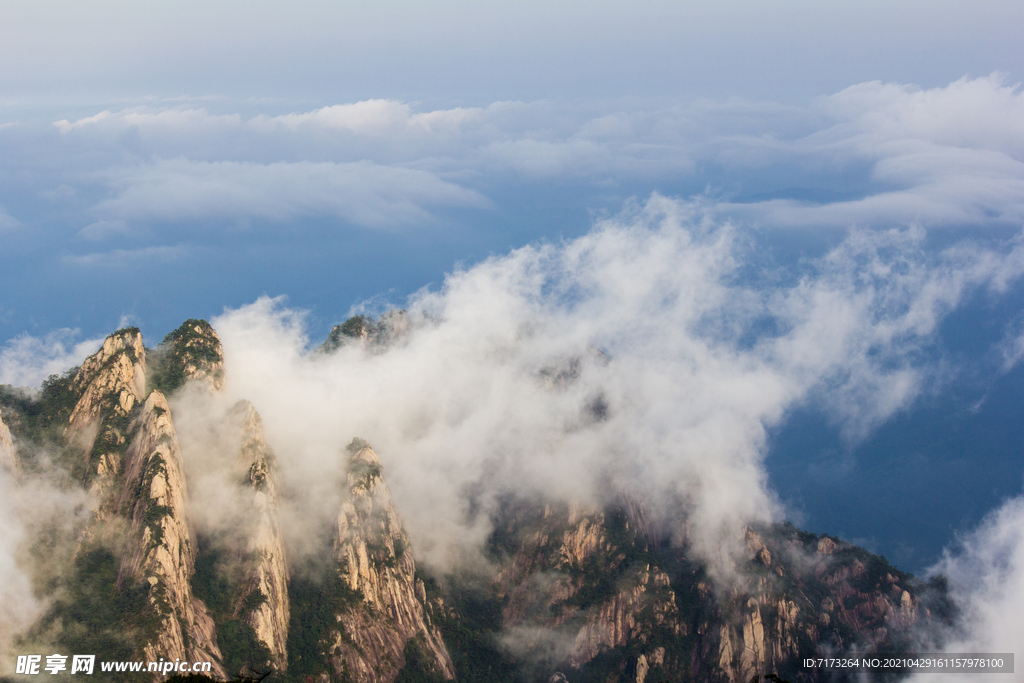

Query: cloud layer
left=2, top=197, right=1023, bottom=661
left=910, top=495, right=1024, bottom=682
left=93, top=159, right=489, bottom=229
left=2, top=75, right=1021, bottom=260
left=175, top=195, right=1024, bottom=588
left=0, top=330, right=104, bottom=389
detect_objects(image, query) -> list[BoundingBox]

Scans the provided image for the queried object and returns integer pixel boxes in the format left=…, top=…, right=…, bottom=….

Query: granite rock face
left=325, top=441, right=455, bottom=683
left=226, top=399, right=291, bottom=673
left=64, top=328, right=148, bottom=503
left=0, top=409, right=15, bottom=471
left=495, top=502, right=682, bottom=670
left=486, top=498, right=942, bottom=683
left=116, top=391, right=226, bottom=678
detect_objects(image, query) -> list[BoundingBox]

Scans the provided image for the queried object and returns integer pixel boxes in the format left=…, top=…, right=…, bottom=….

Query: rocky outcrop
left=64, top=328, right=148, bottom=498
left=149, top=319, right=226, bottom=394
left=228, top=400, right=290, bottom=672
left=0, top=409, right=15, bottom=471
left=494, top=501, right=681, bottom=672
left=54, top=328, right=229, bottom=678
left=327, top=440, right=454, bottom=683
left=117, top=391, right=226, bottom=679
left=484, top=503, right=941, bottom=683
left=67, top=329, right=147, bottom=433
left=320, top=311, right=409, bottom=353
left=704, top=526, right=938, bottom=683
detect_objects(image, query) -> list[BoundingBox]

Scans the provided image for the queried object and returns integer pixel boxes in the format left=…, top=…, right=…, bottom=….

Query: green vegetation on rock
left=284, top=561, right=364, bottom=680
left=0, top=367, right=82, bottom=449
left=149, top=319, right=224, bottom=395
left=192, top=540, right=275, bottom=676
left=394, top=636, right=448, bottom=683
left=20, top=546, right=158, bottom=683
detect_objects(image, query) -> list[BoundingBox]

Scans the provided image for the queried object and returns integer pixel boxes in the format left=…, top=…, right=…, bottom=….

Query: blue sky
left=2, top=0, right=1024, bottom=609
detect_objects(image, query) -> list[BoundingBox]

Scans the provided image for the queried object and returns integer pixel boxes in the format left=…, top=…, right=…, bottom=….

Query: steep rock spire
left=59, top=329, right=228, bottom=678
left=326, top=440, right=454, bottom=683
left=118, top=390, right=226, bottom=678
left=64, top=328, right=148, bottom=496
left=226, top=399, right=290, bottom=673
left=0, top=409, right=15, bottom=471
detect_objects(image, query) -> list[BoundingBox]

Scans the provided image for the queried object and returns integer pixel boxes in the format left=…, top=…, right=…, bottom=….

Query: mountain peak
left=324, top=438, right=455, bottom=683
left=150, top=319, right=226, bottom=394
left=64, top=327, right=149, bottom=488
left=320, top=310, right=409, bottom=353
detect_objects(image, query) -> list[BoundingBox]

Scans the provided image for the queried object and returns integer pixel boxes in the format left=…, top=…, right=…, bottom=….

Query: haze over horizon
left=2, top=2, right=1023, bottom=675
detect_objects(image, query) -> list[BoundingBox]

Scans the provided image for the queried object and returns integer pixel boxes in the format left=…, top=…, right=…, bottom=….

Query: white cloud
left=0, top=330, right=104, bottom=389
left=997, top=315, right=1024, bottom=371
left=818, top=75, right=1024, bottom=157
left=910, top=495, right=1024, bottom=683
left=0, top=464, right=96, bottom=673
left=766, top=223, right=1024, bottom=438
left=0, top=205, right=19, bottom=231
left=78, top=218, right=130, bottom=240
left=704, top=75, right=1024, bottom=229
left=25, top=75, right=1019, bottom=239
left=92, top=158, right=490, bottom=228
left=195, top=195, right=1024, bottom=585
left=54, top=107, right=242, bottom=135
left=254, top=100, right=485, bottom=135
left=53, top=110, right=111, bottom=132
left=61, top=244, right=189, bottom=267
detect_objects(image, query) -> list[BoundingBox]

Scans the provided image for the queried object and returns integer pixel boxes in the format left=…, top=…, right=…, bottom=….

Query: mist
left=0, top=330, right=104, bottom=390
left=171, top=195, right=1024, bottom=590
left=0, top=455, right=97, bottom=676
left=909, top=494, right=1024, bottom=682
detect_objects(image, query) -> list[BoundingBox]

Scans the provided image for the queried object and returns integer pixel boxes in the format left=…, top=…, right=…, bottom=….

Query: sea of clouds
left=2, top=75, right=1024, bottom=673
left=171, top=195, right=1024, bottom=674
left=0, top=75, right=1021, bottom=265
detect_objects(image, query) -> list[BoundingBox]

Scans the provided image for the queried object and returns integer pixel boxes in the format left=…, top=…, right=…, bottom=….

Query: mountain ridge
left=0, top=316, right=955, bottom=683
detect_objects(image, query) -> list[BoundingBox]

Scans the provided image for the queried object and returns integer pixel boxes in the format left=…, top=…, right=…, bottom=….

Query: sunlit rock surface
left=327, top=440, right=455, bottom=683
left=0, top=409, right=15, bottom=471
left=117, top=390, right=226, bottom=678
left=229, top=399, right=291, bottom=672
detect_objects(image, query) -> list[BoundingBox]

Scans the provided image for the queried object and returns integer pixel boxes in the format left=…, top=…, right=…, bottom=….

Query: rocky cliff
left=116, top=390, right=226, bottom=677
left=64, top=328, right=148, bottom=502
left=478, top=497, right=948, bottom=683
left=226, top=399, right=291, bottom=673
left=323, top=439, right=454, bottom=683
left=494, top=501, right=682, bottom=671
left=0, top=409, right=15, bottom=471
